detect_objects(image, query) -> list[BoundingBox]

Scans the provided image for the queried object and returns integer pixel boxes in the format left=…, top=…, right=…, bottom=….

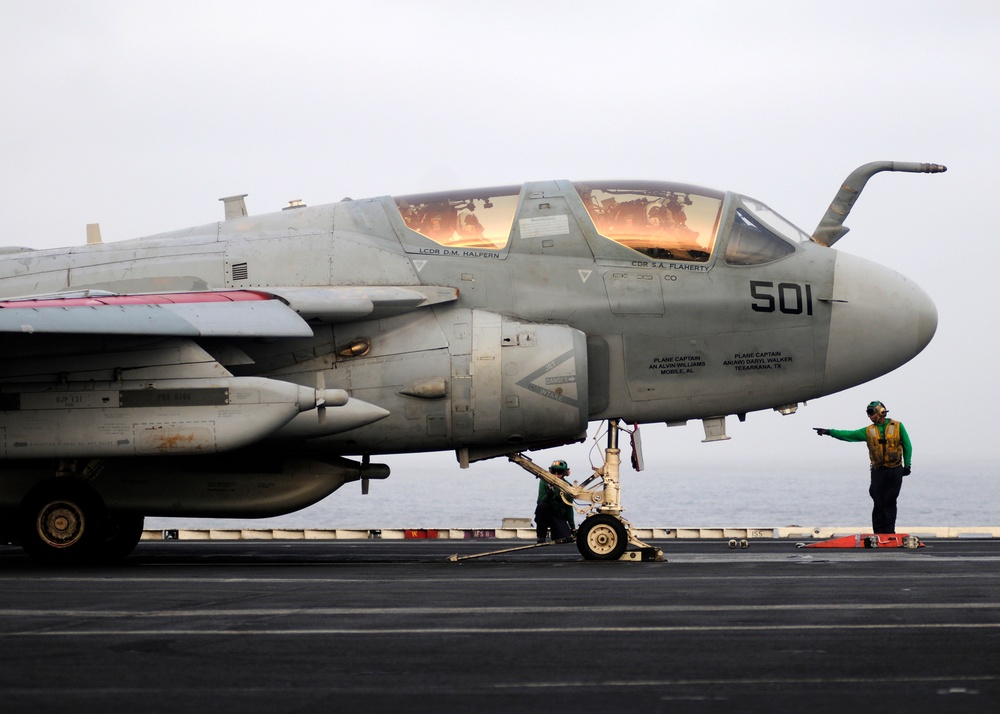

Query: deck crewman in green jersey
left=814, top=401, right=912, bottom=534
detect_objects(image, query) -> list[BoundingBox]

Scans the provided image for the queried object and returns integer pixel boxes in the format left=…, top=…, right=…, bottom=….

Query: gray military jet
left=0, top=161, right=943, bottom=562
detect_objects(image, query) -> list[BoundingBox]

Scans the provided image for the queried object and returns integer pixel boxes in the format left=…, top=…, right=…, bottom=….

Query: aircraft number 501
left=750, top=281, right=813, bottom=315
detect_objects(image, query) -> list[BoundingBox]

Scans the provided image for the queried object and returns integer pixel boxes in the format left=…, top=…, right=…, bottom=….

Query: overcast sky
left=1, top=1, right=997, bottom=476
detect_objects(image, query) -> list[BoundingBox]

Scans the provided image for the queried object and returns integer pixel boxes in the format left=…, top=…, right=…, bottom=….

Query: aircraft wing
left=0, top=285, right=458, bottom=337
left=0, top=284, right=459, bottom=459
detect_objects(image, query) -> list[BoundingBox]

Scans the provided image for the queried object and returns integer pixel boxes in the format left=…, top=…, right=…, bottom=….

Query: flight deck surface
left=1, top=538, right=998, bottom=713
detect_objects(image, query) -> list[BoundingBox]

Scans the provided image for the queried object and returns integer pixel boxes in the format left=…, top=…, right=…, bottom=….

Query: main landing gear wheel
left=101, top=514, right=145, bottom=561
left=18, top=479, right=107, bottom=564
left=576, top=514, right=629, bottom=561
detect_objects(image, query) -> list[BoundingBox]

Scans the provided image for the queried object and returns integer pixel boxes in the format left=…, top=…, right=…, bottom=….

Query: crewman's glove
left=813, top=428, right=831, bottom=436
left=902, top=467, right=911, bottom=476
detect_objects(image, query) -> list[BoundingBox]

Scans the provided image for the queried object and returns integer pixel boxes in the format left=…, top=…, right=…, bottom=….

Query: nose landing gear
left=510, top=419, right=663, bottom=562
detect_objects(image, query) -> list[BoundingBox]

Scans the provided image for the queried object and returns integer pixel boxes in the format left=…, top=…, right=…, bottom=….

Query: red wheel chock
left=800, top=533, right=923, bottom=549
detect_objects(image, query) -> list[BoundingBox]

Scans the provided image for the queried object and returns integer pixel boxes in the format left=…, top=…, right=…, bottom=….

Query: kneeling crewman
left=535, top=460, right=576, bottom=543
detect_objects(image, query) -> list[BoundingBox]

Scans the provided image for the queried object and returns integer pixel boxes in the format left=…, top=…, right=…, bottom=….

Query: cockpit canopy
left=574, top=181, right=724, bottom=263
left=394, top=186, right=521, bottom=249
left=392, top=180, right=806, bottom=267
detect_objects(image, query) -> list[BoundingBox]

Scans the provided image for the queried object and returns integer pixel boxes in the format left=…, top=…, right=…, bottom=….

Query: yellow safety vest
left=866, top=419, right=903, bottom=468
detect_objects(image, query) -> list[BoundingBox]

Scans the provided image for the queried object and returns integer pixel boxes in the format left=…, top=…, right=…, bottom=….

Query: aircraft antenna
left=219, top=194, right=249, bottom=220
left=86, top=223, right=102, bottom=244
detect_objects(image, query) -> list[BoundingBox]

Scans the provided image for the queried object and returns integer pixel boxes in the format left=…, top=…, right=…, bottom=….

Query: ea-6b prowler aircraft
left=0, top=161, right=943, bottom=562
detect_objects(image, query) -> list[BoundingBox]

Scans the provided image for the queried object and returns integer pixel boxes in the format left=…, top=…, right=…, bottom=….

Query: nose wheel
left=576, top=514, right=628, bottom=560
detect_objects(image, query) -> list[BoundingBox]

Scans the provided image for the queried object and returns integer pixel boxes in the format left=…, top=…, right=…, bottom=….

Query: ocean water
left=146, top=454, right=1000, bottom=531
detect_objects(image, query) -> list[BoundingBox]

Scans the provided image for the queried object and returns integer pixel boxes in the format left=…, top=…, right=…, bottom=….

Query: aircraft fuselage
left=0, top=172, right=939, bottom=545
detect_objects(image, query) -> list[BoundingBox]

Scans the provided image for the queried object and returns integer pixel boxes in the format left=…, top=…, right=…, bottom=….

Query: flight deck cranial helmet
left=866, top=401, right=888, bottom=418
left=549, top=460, right=570, bottom=477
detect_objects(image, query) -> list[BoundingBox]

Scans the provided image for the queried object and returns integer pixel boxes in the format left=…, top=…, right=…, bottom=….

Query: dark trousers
left=869, top=466, right=904, bottom=534
left=534, top=502, right=572, bottom=542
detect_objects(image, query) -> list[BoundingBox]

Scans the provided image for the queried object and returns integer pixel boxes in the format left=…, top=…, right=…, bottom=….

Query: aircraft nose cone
left=824, top=252, right=937, bottom=392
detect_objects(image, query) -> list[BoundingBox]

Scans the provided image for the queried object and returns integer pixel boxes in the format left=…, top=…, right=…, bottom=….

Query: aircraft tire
left=576, top=514, right=628, bottom=561
left=18, top=479, right=107, bottom=564
left=100, top=513, right=145, bottom=561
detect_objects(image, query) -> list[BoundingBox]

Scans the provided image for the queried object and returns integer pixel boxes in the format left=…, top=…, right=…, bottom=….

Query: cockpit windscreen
left=574, top=182, right=724, bottom=262
left=724, top=196, right=804, bottom=266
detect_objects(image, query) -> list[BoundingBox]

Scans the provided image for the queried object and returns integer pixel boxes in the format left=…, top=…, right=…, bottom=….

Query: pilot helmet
left=866, top=401, right=888, bottom=418
left=549, top=460, right=570, bottom=476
